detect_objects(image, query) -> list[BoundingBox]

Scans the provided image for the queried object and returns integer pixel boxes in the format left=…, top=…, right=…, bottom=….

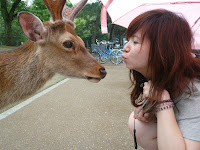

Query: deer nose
left=99, top=68, right=107, bottom=79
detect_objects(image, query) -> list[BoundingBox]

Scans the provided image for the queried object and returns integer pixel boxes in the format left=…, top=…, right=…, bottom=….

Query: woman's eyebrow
left=132, top=35, right=141, bottom=40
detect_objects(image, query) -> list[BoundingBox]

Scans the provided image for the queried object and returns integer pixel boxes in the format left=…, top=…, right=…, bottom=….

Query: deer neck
left=16, top=41, right=55, bottom=85
left=0, top=41, right=55, bottom=109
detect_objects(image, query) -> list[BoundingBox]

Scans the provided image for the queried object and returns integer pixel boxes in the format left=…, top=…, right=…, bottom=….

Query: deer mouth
left=85, top=68, right=106, bottom=83
left=86, top=76, right=101, bottom=83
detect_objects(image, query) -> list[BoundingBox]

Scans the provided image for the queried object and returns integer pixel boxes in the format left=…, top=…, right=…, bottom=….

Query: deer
left=0, top=0, right=107, bottom=110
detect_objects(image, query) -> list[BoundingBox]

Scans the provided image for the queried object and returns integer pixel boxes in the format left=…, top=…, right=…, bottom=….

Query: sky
left=71, top=0, right=97, bottom=5
left=24, top=0, right=98, bottom=6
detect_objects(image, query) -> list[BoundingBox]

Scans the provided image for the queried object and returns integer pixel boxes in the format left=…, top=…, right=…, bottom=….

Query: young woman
left=122, top=9, right=200, bottom=150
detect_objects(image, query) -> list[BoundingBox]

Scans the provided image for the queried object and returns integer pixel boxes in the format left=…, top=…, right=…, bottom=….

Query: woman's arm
left=141, top=81, right=200, bottom=149
left=157, top=90, right=200, bottom=150
left=142, top=82, right=185, bottom=149
left=185, top=138, right=200, bottom=150
left=157, top=103, right=185, bottom=150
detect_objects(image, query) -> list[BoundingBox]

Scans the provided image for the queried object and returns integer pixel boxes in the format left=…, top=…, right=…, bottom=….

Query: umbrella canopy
left=100, top=0, right=200, bottom=49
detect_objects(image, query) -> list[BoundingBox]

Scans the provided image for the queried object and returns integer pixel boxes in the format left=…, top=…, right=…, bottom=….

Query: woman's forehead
left=132, top=34, right=141, bottom=39
left=131, top=31, right=143, bottom=39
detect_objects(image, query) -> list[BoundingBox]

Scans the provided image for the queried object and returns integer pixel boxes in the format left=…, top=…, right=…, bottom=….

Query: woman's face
left=122, top=30, right=150, bottom=77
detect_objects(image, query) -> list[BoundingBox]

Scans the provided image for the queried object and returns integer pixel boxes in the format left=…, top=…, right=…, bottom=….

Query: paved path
left=0, top=63, right=144, bottom=150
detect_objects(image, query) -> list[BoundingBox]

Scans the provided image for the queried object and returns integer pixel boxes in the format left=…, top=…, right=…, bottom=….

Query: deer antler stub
left=43, top=0, right=66, bottom=21
left=62, top=0, right=88, bottom=21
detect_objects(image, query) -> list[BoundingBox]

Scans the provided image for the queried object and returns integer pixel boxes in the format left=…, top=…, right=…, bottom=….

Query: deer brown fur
left=0, top=0, right=106, bottom=109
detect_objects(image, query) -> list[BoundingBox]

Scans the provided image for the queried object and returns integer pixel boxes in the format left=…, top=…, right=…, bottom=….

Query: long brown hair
left=127, top=9, right=200, bottom=110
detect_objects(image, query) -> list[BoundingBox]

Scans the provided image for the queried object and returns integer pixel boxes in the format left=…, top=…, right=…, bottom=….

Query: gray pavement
left=0, top=62, right=144, bottom=150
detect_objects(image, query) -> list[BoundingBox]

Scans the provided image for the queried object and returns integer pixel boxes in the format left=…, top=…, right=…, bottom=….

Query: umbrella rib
left=192, top=17, right=200, bottom=29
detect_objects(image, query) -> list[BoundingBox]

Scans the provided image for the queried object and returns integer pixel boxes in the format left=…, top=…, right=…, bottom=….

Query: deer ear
left=18, top=12, right=45, bottom=42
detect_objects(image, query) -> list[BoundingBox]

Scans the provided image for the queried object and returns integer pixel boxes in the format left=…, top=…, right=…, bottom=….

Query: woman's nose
left=123, top=43, right=129, bottom=53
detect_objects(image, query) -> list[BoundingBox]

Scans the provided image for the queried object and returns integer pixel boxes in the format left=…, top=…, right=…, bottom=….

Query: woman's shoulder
left=174, top=79, right=200, bottom=118
left=174, top=78, right=200, bottom=115
left=174, top=78, right=200, bottom=141
left=174, top=82, right=200, bottom=113
left=193, top=78, right=200, bottom=92
left=175, top=79, right=200, bottom=101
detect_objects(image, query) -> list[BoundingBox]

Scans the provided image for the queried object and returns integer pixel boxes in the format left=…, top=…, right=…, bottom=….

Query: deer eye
left=63, top=41, right=73, bottom=48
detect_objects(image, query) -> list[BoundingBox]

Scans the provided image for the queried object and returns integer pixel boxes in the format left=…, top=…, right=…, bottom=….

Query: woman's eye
left=63, top=42, right=73, bottom=48
left=133, top=41, right=139, bottom=44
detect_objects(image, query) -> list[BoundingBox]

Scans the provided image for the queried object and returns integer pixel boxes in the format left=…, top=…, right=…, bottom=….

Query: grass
left=0, top=45, right=17, bottom=51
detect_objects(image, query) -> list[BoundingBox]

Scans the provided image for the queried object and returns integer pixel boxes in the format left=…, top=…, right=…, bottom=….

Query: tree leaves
left=0, top=0, right=126, bottom=47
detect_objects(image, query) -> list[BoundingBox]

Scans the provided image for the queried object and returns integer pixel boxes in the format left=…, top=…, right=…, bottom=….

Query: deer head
left=17, top=0, right=106, bottom=83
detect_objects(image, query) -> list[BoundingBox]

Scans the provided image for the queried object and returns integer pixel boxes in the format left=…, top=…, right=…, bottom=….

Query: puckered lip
left=122, top=56, right=127, bottom=62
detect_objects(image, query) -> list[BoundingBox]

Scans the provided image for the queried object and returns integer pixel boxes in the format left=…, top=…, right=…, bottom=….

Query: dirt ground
left=0, top=61, right=144, bottom=150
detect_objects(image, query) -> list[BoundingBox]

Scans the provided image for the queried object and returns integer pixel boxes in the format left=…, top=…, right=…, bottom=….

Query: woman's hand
left=134, top=81, right=155, bottom=122
left=143, top=80, right=152, bottom=99
left=134, top=106, right=155, bottom=122
left=143, top=80, right=170, bottom=101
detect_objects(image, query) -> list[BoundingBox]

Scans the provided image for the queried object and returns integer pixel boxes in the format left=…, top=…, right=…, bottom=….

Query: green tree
left=0, top=0, right=125, bottom=47
left=75, top=0, right=126, bottom=47
left=29, top=0, right=73, bottom=22
left=0, top=0, right=28, bottom=46
left=0, top=0, right=73, bottom=46
left=75, top=1, right=109, bottom=47
left=0, top=8, right=4, bottom=45
left=29, top=0, right=49, bottom=22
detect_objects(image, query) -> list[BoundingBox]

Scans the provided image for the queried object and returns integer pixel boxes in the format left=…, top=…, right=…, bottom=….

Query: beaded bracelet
left=158, top=101, right=174, bottom=106
left=157, top=99, right=173, bottom=104
left=156, top=104, right=175, bottom=112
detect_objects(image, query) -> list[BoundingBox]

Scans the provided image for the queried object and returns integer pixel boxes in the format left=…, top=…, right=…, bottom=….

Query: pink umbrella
left=100, top=0, right=200, bottom=49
